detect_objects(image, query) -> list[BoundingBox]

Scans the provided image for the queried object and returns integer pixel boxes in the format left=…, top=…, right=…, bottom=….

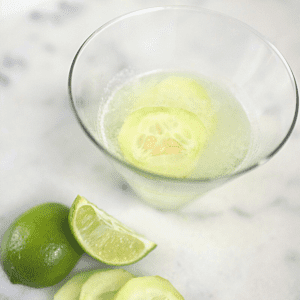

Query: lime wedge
left=118, top=106, right=208, bottom=178
left=114, top=276, right=185, bottom=300
left=80, top=269, right=134, bottom=300
left=69, top=195, right=157, bottom=266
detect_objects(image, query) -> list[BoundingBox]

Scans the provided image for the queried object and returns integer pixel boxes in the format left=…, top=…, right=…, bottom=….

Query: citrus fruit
left=80, top=269, right=134, bottom=300
left=54, top=269, right=100, bottom=300
left=118, top=106, right=208, bottom=178
left=0, top=202, right=84, bottom=288
left=114, top=275, right=185, bottom=299
left=68, top=195, right=156, bottom=266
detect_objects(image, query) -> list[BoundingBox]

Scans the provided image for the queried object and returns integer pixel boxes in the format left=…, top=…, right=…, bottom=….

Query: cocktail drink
left=69, top=7, right=298, bottom=210
left=99, top=72, right=251, bottom=179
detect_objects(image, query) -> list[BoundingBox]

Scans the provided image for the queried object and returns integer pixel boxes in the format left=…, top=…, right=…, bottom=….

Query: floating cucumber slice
left=118, top=106, right=208, bottom=178
left=79, top=269, right=134, bottom=300
left=131, top=75, right=216, bottom=133
left=53, top=269, right=100, bottom=300
left=151, top=76, right=210, bottom=108
left=113, top=276, right=185, bottom=300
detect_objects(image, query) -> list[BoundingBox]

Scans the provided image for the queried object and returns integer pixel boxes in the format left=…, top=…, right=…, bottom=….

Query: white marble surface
left=1, top=0, right=300, bottom=299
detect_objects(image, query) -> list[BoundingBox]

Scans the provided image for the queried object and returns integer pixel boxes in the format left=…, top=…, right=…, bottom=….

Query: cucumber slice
left=113, top=276, right=185, bottom=299
left=131, top=75, right=217, bottom=133
left=80, top=269, right=134, bottom=300
left=54, top=269, right=100, bottom=300
left=118, top=106, right=208, bottom=178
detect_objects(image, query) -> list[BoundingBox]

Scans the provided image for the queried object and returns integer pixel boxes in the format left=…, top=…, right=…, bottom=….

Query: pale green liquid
left=98, top=71, right=252, bottom=180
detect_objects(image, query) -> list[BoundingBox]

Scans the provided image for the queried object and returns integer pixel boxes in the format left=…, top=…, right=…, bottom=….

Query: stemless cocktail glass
left=69, top=6, right=298, bottom=211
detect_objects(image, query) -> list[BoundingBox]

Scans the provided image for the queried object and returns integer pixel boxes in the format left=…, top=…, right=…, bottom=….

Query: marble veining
left=0, top=73, right=10, bottom=87
left=28, top=0, right=84, bottom=24
left=1, top=0, right=300, bottom=299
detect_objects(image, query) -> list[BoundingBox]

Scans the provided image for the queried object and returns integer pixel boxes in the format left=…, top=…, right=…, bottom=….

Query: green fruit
left=0, top=202, right=84, bottom=288
left=118, top=106, right=208, bottom=178
left=54, top=269, right=100, bottom=300
left=131, top=75, right=217, bottom=134
left=69, top=195, right=156, bottom=266
left=113, top=275, right=185, bottom=299
left=79, top=269, right=134, bottom=300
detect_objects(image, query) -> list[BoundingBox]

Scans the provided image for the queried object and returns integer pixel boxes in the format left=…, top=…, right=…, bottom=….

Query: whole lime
left=0, top=202, right=84, bottom=288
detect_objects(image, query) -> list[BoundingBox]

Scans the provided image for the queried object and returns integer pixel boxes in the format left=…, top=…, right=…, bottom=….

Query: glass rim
left=68, top=5, right=299, bottom=184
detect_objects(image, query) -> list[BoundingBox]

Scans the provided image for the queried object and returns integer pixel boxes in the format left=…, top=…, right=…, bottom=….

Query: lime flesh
left=0, top=202, right=84, bottom=288
left=69, top=195, right=156, bottom=266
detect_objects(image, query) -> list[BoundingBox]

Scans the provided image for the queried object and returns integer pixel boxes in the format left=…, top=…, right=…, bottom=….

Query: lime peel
left=0, top=202, right=83, bottom=288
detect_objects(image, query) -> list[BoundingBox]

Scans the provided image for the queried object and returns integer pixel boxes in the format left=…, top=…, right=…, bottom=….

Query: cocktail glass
left=68, top=6, right=298, bottom=211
